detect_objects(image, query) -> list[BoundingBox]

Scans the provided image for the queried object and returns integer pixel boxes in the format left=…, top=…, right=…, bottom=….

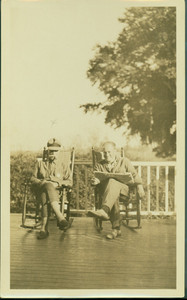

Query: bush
left=10, top=151, right=39, bottom=212
left=10, top=150, right=175, bottom=213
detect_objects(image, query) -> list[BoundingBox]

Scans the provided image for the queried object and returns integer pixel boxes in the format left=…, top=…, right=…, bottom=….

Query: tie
left=106, top=160, right=116, bottom=173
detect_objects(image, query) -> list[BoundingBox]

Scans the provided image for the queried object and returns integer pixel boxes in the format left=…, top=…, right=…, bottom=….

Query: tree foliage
left=81, top=7, right=176, bottom=157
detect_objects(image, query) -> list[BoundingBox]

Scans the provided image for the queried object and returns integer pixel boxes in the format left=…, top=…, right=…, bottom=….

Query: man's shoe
left=57, top=218, right=69, bottom=230
left=37, top=230, right=49, bottom=240
left=106, top=229, right=121, bottom=240
left=88, top=209, right=109, bottom=220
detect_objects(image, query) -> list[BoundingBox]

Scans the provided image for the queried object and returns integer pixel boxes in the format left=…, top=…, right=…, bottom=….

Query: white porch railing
left=132, top=161, right=176, bottom=215
left=72, top=161, right=176, bottom=216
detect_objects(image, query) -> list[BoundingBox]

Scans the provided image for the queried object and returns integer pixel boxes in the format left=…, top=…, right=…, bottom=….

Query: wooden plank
left=132, top=161, right=176, bottom=167
left=75, top=160, right=92, bottom=165
left=10, top=214, right=176, bottom=290
left=75, top=161, right=176, bottom=167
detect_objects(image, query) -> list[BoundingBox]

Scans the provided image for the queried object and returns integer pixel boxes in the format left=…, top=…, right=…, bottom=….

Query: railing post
left=156, top=166, right=159, bottom=211
left=165, top=166, right=169, bottom=213
left=73, top=160, right=176, bottom=215
left=138, top=165, right=141, bottom=177
left=147, top=166, right=151, bottom=212
left=76, top=166, right=80, bottom=210
left=138, top=165, right=142, bottom=212
left=85, top=166, right=88, bottom=211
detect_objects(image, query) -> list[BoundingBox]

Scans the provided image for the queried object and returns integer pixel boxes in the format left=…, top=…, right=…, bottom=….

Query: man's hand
left=91, top=177, right=100, bottom=186
left=137, top=184, right=145, bottom=199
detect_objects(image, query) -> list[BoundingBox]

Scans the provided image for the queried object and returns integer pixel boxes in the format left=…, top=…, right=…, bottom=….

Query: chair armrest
left=57, top=184, right=72, bottom=191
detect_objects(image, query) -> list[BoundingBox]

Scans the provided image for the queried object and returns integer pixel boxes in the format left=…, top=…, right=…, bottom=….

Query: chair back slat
left=70, top=148, right=75, bottom=180
left=55, top=149, right=75, bottom=182
left=92, top=150, right=104, bottom=168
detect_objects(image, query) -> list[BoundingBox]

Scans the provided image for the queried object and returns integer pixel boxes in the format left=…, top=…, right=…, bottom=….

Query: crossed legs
left=98, top=178, right=129, bottom=229
left=38, top=182, right=68, bottom=233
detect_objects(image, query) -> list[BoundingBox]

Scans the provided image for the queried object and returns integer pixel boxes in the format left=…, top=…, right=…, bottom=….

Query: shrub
left=10, top=150, right=175, bottom=213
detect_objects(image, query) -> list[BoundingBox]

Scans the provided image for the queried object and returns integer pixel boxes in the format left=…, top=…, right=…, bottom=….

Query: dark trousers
left=98, top=178, right=129, bottom=229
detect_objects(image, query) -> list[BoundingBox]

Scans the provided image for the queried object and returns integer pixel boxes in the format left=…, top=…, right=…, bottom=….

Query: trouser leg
left=41, top=182, right=66, bottom=222
left=39, top=182, right=59, bottom=217
left=101, top=178, right=129, bottom=210
left=40, top=190, right=49, bottom=217
left=40, top=191, right=48, bottom=231
left=42, top=182, right=59, bottom=203
left=98, top=179, right=128, bottom=229
left=110, top=199, right=121, bottom=229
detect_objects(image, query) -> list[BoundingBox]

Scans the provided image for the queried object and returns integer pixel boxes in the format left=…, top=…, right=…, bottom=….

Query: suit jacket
left=31, top=159, right=72, bottom=187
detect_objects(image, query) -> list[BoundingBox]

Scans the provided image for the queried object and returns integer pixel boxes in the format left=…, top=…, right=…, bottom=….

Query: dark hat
left=47, top=138, right=61, bottom=151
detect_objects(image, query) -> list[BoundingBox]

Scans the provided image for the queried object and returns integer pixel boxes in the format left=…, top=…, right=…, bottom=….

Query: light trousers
left=35, top=182, right=59, bottom=218
left=98, top=178, right=129, bottom=229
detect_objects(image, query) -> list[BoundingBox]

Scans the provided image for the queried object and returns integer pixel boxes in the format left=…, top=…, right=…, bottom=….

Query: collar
left=48, top=159, right=56, bottom=165
left=105, top=157, right=117, bottom=165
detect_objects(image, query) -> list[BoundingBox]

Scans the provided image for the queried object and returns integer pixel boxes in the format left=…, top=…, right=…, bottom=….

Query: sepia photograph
left=1, top=0, right=185, bottom=297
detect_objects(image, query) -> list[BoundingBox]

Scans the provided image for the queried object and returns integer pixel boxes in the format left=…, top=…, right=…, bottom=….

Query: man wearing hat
left=31, top=138, right=71, bottom=239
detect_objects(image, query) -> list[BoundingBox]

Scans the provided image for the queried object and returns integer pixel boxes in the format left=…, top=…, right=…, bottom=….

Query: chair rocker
left=21, top=147, right=75, bottom=231
left=91, top=147, right=142, bottom=232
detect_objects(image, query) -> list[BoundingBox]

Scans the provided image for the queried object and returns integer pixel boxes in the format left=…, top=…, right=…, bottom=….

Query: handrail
left=74, top=160, right=176, bottom=167
left=20, top=160, right=176, bottom=216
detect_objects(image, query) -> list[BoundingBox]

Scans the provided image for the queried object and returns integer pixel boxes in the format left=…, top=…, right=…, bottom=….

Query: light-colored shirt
left=31, top=158, right=72, bottom=187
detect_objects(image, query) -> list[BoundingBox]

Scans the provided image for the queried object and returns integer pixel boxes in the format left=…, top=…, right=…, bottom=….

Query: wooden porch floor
left=10, top=214, right=176, bottom=290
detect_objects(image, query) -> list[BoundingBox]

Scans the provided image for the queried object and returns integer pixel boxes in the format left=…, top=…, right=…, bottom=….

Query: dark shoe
left=63, top=218, right=74, bottom=231
left=106, top=229, right=121, bottom=240
left=37, top=230, right=49, bottom=240
left=57, top=218, right=69, bottom=230
left=88, top=209, right=109, bottom=220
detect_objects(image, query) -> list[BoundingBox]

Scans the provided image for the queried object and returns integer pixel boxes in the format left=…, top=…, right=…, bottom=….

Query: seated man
left=89, top=141, right=145, bottom=239
left=31, top=138, right=71, bottom=239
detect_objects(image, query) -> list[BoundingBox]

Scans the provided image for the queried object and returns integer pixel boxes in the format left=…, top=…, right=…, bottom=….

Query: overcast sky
left=3, top=0, right=142, bottom=151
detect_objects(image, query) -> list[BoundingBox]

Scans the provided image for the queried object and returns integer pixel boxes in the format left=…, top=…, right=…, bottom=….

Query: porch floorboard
left=10, top=214, right=176, bottom=289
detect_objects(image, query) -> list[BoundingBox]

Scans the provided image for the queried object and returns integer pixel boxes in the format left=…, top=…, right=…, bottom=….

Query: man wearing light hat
left=31, top=138, right=71, bottom=239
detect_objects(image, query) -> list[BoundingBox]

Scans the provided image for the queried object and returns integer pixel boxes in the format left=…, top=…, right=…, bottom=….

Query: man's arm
left=30, top=160, right=42, bottom=185
left=31, top=160, right=49, bottom=186
left=124, top=158, right=145, bottom=198
left=91, top=163, right=102, bottom=185
left=124, top=158, right=142, bottom=184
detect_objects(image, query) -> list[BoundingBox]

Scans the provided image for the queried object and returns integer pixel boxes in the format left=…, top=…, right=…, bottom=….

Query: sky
left=3, top=0, right=141, bottom=152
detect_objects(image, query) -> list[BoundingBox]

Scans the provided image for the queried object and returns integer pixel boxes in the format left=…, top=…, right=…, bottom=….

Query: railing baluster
left=85, top=166, right=88, bottom=211
left=174, top=166, right=176, bottom=212
left=165, top=166, right=169, bottom=213
left=138, top=165, right=142, bottom=212
left=138, top=165, right=141, bottom=177
left=156, top=166, right=159, bottom=211
left=76, top=166, right=80, bottom=210
left=147, top=166, right=151, bottom=212
left=73, top=160, right=176, bottom=215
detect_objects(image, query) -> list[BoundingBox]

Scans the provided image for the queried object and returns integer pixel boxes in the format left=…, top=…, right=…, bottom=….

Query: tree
left=81, top=7, right=176, bottom=157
